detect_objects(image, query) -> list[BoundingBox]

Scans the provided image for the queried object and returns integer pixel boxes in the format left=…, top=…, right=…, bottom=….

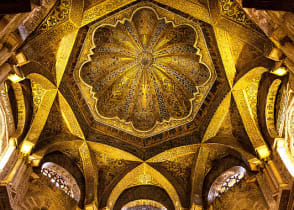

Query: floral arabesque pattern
left=80, top=8, right=210, bottom=131
left=39, top=0, right=71, bottom=31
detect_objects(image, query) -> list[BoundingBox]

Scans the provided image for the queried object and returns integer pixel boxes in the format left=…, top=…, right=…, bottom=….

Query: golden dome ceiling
left=75, top=6, right=215, bottom=137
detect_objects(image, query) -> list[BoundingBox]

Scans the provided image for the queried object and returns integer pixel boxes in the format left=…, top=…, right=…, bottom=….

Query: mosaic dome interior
left=79, top=7, right=211, bottom=134
left=1, top=0, right=294, bottom=209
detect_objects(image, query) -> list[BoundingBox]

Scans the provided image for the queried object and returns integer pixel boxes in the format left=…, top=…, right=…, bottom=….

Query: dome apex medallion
left=136, top=51, right=154, bottom=67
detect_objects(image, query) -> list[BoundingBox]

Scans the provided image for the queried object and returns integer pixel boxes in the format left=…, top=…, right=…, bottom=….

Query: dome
left=79, top=7, right=211, bottom=133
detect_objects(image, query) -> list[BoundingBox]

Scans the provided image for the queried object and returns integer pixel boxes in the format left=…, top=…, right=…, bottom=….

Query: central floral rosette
left=80, top=8, right=210, bottom=131
left=137, top=51, right=154, bottom=67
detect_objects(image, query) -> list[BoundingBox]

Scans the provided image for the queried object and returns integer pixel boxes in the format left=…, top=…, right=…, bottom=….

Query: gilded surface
left=23, top=74, right=57, bottom=145
left=0, top=87, right=10, bottom=153
left=233, top=89, right=266, bottom=149
left=203, top=93, right=231, bottom=141
left=219, top=0, right=259, bottom=31
left=38, top=0, right=71, bottom=31
left=56, top=29, right=79, bottom=87
left=55, top=0, right=228, bottom=147
left=18, top=0, right=270, bottom=150
left=244, top=74, right=261, bottom=123
left=25, top=90, right=57, bottom=144
left=9, top=0, right=280, bottom=209
left=286, top=95, right=294, bottom=157
left=58, top=91, right=85, bottom=139
left=227, top=35, right=264, bottom=72
left=190, top=146, right=209, bottom=205
left=123, top=200, right=166, bottom=209
left=276, top=85, right=288, bottom=136
left=232, top=68, right=269, bottom=154
left=79, top=142, right=97, bottom=204
left=107, top=163, right=182, bottom=209
left=80, top=7, right=210, bottom=132
left=219, top=0, right=252, bottom=25
left=82, top=0, right=135, bottom=26
left=266, top=79, right=281, bottom=138
left=154, top=153, right=194, bottom=195
left=75, top=3, right=216, bottom=138
left=155, top=0, right=211, bottom=24
left=31, top=80, right=48, bottom=114
left=0, top=85, right=15, bottom=136
left=10, top=83, right=26, bottom=140
left=84, top=0, right=107, bottom=10
left=19, top=176, right=77, bottom=210
left=39, top=100, right=70, bottom=140
left=212, top=28, right=236, bottom=88
left=93, top=150, right=140, bottom=199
